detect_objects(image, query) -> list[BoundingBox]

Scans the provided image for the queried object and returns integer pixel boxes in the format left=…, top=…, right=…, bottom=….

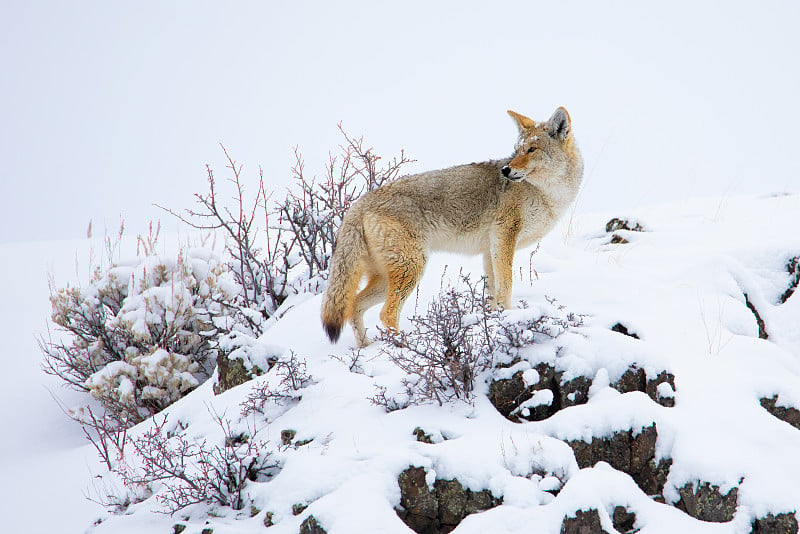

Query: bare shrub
left=160, top=126, right=415, bottom=333
left=495, top=298, right=584, bottom=350
left=373, top=276, right=586, bottom=410
left=378, top=275, right=501, bottom=406
left=111, top=413, right=278, bottom=514
left=240, top=351, right=312, bottom=417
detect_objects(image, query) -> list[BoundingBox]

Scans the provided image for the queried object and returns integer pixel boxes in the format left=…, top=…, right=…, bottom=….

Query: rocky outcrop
left=396, top=466, right=501, bottom=533
left=489, top=363, right=675, bottom=423
left=674, top=481, right=738, bottom=523
left=568, top=424, right=671, bottom=497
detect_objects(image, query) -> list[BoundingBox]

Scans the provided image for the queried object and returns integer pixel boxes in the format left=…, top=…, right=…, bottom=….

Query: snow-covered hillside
left=5, top=193, right=800, bottom=534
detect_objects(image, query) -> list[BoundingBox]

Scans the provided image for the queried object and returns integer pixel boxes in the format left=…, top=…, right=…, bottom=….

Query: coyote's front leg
left=489, top=218, right=521, bottom=310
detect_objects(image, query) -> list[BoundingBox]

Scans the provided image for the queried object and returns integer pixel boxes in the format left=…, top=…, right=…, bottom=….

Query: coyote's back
left=321, top=108, right=583, bottom=346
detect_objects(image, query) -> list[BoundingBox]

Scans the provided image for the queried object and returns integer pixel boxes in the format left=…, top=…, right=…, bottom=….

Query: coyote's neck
left=539, top=155, right=584, bottom=215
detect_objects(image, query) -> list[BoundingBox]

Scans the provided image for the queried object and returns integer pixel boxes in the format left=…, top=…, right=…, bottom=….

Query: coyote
left=321, top=108, right=583, bottom=346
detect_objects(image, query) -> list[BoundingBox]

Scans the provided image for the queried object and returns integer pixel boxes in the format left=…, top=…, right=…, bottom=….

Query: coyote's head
left=502, top=107, right=575, bottom=184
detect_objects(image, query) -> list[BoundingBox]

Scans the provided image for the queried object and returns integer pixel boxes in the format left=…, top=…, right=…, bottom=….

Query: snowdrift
left=9, top=193, right=800, bottom=534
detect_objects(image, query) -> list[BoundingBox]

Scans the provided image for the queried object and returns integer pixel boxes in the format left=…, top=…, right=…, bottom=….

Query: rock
left=214, top=350, right=267, bottom=394
left=610, top=366, right=675, bottom=408
left=558, top=374, right=592, bottom=409
left=487, top=369, right=531, bottom=420
left=744, top=292, right=769, bottom=340
left=568, top=424, right=671, bottom=497
left=397, top=466, right=439, bottom=532
left=611, top=323, right=640, bottom=339
left=644, top=370, right=676, bottom=408
left=606, top=218, right=645, bottom=233
left=760, top=396, right=800, bottom=430
left=293, top=503, right=308, bottom=516
left=491, top=360, right=675, bottom=423
left=281, top=429, right=297, bottom=446
left=173, top=525, right=186, bottom=534
left=263, top=511, right=274, bottom=527
left=751, top=512, right=799, bottom=534
left=674, top=481, right=738, bottom=523
left=610, top=234, right=630, bottom=245
left=612, top=366, right=647, bottom=394
left=413, top=427, right=434, bottom=444
left=488, top=363, right=591, bottom=422
left=612, top=506, right=637, bottom=533
left=396, top=466, right=502, bottom=533
left=779, top=257, right=800, bottom=304
left=299, top=515, right=327, bottom=534
left=560, top=509, right=609, bottom=534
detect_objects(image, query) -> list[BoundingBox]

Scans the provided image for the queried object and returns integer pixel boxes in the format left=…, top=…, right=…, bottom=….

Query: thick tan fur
left=321, top=108, right=583, bottom=346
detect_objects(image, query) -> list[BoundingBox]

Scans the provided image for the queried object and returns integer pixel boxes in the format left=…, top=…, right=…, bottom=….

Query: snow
left=4, top=192, right=800, bottom=533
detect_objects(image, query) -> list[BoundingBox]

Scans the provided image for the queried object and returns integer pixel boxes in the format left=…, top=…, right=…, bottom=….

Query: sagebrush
left=41, top=229, right=238, bottom=428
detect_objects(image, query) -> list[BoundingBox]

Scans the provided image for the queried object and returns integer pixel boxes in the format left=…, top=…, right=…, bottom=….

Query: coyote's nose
left=501, top=166, right=511, bottom=177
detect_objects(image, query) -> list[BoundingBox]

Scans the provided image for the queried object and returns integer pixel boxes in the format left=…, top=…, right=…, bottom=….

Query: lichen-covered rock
left=299, top=515, right=327, bottom=534
left=568, top=424, right=671, bottom=497
left=214, top=336, right=279, bottom=394
left=214, top=350, right=265, bottom=394
left=397, top=466, right=440, bottom=532
left=760, top=396, right=800, bottom=430
left=751, top=512, right=799, bottom=534
left=396, top=466, right=501, bottom=533
left=674, top=481, right=738, bottom=523
left=560, top=508, right=609, bottom=534
left=413, top=427, right=434, bottom=444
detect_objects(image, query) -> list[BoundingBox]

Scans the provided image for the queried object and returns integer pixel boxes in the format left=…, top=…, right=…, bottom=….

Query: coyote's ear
left=507, top=110, right=536, bottom=132
left=547, top=107, right=572, bottom=141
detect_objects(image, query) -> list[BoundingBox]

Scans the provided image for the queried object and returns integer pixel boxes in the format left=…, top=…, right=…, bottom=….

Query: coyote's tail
left=321, top=218, right=367, bottom=342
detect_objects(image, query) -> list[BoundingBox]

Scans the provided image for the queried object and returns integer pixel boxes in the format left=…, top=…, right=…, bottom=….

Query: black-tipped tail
left=323, top=319, right=342, bottom=343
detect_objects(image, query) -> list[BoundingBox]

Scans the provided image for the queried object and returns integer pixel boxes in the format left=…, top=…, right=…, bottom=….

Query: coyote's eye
left=527, top=147, right=537, bottom=154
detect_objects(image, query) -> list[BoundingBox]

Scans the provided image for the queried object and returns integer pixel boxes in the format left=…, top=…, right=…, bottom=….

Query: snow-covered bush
left=41, top=243, right=239, bottom=427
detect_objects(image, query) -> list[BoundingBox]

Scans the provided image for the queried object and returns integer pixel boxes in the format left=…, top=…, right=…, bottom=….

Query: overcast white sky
left=2, top=1, right=799, bottom=244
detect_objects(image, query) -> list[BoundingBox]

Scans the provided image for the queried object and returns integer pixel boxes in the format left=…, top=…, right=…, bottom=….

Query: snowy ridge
left=5, top=193, right=800, bottom=533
